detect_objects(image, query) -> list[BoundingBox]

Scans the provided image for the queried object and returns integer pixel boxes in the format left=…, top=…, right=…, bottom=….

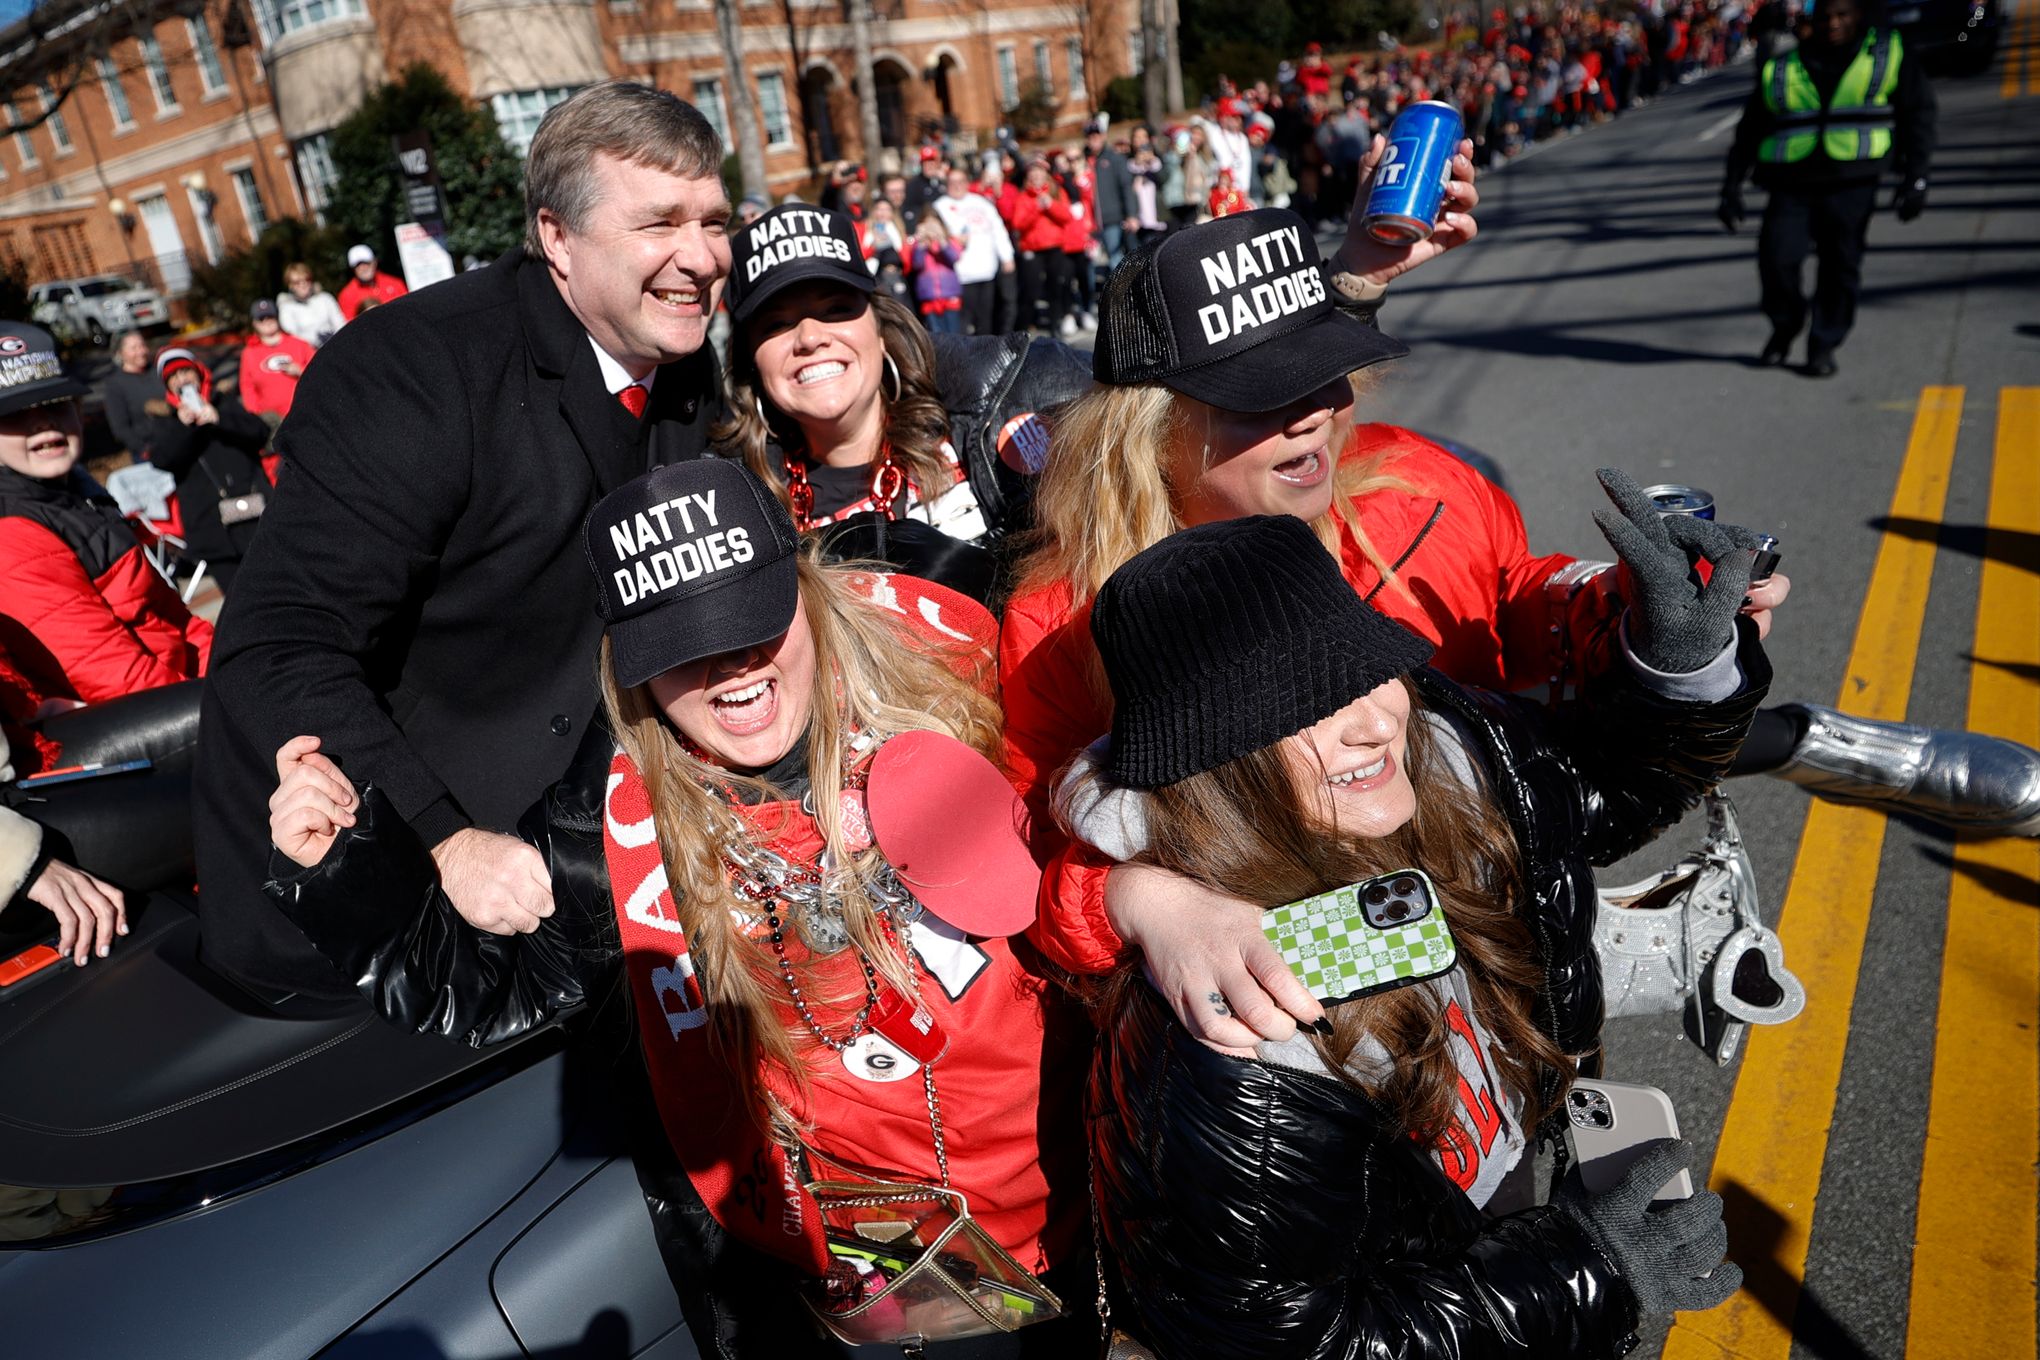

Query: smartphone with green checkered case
left=1262, top=869, right=1459, bottom=1005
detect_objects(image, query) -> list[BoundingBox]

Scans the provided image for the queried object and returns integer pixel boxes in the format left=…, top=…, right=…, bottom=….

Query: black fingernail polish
left=1311, top=1017, right=1337, bottom=1036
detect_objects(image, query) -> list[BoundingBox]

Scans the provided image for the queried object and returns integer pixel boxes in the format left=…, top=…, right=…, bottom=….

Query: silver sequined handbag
left=1595, top=791, right=1806, bottom=1065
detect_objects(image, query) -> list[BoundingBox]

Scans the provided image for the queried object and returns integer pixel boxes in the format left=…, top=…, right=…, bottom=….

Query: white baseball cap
left=346, top=244, right=375, bottom=266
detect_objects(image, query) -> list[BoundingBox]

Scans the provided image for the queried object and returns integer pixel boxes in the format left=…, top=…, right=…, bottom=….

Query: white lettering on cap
left=1192, top=236, right=1325, bottom=348
left=607, top=489, right=757, bottom=611
left=746, top=210, right=856, bottom=282
left=1196, top=225, right=1307, bottom=296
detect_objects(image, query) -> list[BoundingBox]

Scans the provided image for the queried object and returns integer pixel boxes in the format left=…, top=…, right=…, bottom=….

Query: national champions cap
left=1091, top=207, right=1408, bottom=413
left=724, top=203, right=874, bottom=330
left=0, top=321, right=90, bottom=417
left=586, top=460, right=802, bottom=689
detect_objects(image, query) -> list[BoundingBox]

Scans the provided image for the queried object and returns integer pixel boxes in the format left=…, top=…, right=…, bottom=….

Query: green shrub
left=325, top=64, right=525, bottom=279
left=1102, top=75, right=1144, bottom=124
left=1008, top=77, right=1062, bottom=141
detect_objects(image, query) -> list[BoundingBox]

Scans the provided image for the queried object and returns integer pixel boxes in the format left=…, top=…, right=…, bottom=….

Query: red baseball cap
left=918, top=145, right=940, bottom=162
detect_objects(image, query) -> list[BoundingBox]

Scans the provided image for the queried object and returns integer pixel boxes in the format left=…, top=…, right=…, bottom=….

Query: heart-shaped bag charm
left=866, top=731, right=1040, bottom=938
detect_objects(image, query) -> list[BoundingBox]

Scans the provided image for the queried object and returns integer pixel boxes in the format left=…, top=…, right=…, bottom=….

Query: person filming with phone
left=1069, top=510, right=1767, bottom=1357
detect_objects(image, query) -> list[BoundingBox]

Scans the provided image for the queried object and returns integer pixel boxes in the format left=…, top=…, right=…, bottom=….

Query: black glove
left=1894, top=177, right=1928, bottom=222
left=1716, top=185, right=1745, bottom=233
left=1554, top=1139, right=1743, bottom=1314
left=1592, top=468, right=1758, bottom=675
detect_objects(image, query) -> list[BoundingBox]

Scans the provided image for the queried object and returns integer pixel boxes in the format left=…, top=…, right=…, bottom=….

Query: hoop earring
left=754, top=393, right=772, bottom=428
left=883, top=352, right=902, bottom=404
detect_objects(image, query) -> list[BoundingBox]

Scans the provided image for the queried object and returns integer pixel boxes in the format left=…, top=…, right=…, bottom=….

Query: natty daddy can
left=1362, top=101, right=1464, bottom=245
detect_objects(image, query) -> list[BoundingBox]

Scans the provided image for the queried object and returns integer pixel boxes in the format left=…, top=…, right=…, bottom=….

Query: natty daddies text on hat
left=742, top=207, right=858, bottom=284
left=1190, top=221, right=1327, bottom=347
left=607, top=487, right=755, bottom=608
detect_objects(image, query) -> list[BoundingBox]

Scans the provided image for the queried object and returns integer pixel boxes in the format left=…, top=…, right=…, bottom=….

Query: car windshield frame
left=75, top=279, right=134, bottom=298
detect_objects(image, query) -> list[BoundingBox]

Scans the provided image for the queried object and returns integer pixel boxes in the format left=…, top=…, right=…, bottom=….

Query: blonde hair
left=598, top=552, right=1001, bottom=1139
left=1016, top=370, right=1410, bottom=609
left=714, top=293, right=953, bottom=518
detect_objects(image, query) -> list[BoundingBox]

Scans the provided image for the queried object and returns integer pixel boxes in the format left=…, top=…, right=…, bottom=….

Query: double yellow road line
left=2005, top=0, right=2040, bottom=99
left=1664, top=388, right=2039, bottom=1360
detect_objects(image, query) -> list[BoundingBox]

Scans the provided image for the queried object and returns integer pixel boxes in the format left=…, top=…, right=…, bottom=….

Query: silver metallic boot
left=1768, top=702, right=2040, bottom=837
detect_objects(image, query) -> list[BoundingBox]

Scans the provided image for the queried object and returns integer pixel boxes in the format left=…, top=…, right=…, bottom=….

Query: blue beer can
left=1362, top=101, right=1464, bottom=245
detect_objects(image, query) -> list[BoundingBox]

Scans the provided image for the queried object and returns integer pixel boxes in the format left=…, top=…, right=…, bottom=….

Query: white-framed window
left=996, top=45, right=1019, bottom=110
left=488, top=86, right=579, bottom=155
left=38, top=86, right=72, bottom=156
left=295, top=132, right=338, bottom=216
left=1066, top=37, right=1086, bottom=99
left=189, top=185, right=225, bottom=264
left=1129, top=29, right=1145, bottom=73
left=189, top=19, right=229, bottom=96
left=231, top=165, right=269, bottom=237
left=7, top=105, right=39, bottom=169
left=691, top=77, right=728, bottom=147
left=756, top=70, right=793, bottom=150
left=1033, top=39, right=1052, bottom=95
left=97, top=57, right=134, bottom=130
left=253, top=0, right=367, bottom=43
left=139, top=34, right=179, bottom=113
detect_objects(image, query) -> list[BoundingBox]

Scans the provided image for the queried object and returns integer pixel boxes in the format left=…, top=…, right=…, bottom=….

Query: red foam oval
left=867, top=731, right=1040, bottom=938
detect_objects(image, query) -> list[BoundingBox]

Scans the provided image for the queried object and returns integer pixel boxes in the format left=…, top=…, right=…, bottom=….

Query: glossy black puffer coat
left=1092, top=630, right=1770, bottom=1360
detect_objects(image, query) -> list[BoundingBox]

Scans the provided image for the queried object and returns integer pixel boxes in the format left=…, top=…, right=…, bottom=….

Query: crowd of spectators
left=805, top=0, right=1763, bottom=339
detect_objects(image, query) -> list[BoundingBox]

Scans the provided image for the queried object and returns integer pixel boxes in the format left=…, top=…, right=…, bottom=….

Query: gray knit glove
left=1592, top=468, right=1758, bottom=675
left=1554, top=1139, right=1743, bottom=1314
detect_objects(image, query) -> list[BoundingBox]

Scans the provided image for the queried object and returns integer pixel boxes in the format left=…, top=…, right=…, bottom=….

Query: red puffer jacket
left=998, top=424, right=1614, bottom=975
left=1007, top=184, right=1075, bottom=254
left=0, top=469, right=212, bottom=705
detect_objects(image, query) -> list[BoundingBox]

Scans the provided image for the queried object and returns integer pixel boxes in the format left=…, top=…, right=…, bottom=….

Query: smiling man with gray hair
left=194, top=80, right=732, bottom=1001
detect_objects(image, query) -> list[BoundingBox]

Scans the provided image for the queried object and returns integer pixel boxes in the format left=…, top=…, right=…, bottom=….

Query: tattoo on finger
left=1207, top=990, right=1232, bottom=1018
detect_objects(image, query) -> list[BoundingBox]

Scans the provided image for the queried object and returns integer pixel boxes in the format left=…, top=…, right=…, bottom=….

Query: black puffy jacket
left=1092, top=633, right=1771, bottom=1360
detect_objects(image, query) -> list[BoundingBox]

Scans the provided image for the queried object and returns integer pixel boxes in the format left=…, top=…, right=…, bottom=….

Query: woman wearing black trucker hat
left=262, top=459, right=1093, bottom=1359
left=1074, top=515, right=1763, bottom=1358
left=716, top=146, right=1478, bottom=602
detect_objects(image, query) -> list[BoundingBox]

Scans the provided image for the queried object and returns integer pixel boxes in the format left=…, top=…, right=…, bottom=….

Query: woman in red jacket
left=0, top=321, right=211, bottom=705
left=1004, top=159, right=1073, bottom=335
left=999, top=207, right=1798, bottom=1050
left=267, top=460, right=1089, bottom=1357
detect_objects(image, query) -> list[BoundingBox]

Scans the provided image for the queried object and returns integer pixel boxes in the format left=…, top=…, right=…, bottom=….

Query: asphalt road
left=1348, top=34, right=2038, bottom=1360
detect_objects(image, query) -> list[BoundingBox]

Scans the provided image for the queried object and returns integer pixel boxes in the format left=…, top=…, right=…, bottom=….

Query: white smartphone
left=1563, top=1078, right=1694, bottom=1201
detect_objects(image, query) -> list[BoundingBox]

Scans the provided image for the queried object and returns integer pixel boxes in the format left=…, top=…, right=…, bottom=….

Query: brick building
left=0, top=0, right=1133, bottom=302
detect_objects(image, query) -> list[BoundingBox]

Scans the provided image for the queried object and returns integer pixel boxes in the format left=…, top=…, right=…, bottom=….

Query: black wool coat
left=193, top=246, right=722, bottom=998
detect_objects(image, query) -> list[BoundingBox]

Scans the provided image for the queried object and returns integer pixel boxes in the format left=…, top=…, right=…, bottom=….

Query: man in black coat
left=194, top=82, right=732, bottom=999
left=1086, top=123, right=1138, bottom=269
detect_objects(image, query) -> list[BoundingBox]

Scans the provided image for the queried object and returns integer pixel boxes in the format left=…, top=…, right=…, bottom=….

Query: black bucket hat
left=1092, top=208, right=1408, bottom=413
left=1091, top=515, right=1435, bottom=789
left=585, top=460, right=802, bottom=688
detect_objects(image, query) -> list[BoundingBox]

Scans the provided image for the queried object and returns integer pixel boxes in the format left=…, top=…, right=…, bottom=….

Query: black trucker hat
left=725, top=203, right=874, bottom=330
left=1091, top=207, right=1408, bottom=413
left=585, top=460, right=802, bottom=688
left=0, top=321, right=91, bottom=418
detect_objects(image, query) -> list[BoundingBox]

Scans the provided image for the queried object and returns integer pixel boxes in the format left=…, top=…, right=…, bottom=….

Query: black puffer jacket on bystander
left=1091, top=628, right=1770, bottom=1360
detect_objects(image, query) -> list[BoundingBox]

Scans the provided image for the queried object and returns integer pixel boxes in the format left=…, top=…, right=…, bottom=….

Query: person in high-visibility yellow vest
left=1718, top=0, right=1935, bottom=377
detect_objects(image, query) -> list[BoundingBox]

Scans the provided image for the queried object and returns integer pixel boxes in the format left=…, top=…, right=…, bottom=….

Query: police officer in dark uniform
left=1718, top=0, right=1935, bottom=377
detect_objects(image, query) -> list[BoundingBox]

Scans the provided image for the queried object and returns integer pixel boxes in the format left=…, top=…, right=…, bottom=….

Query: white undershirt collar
left=587, top=336, right=658, bottom=400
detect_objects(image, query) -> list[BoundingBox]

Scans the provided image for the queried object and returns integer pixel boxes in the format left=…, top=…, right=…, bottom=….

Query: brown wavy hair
left=714, top=292, right=953, bottom=516
left=1088, top=690, right=1574, bottom=1141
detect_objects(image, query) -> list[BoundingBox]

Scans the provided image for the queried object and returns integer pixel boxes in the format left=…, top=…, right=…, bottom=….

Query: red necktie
left=618, top=384, right=648, bottom=419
